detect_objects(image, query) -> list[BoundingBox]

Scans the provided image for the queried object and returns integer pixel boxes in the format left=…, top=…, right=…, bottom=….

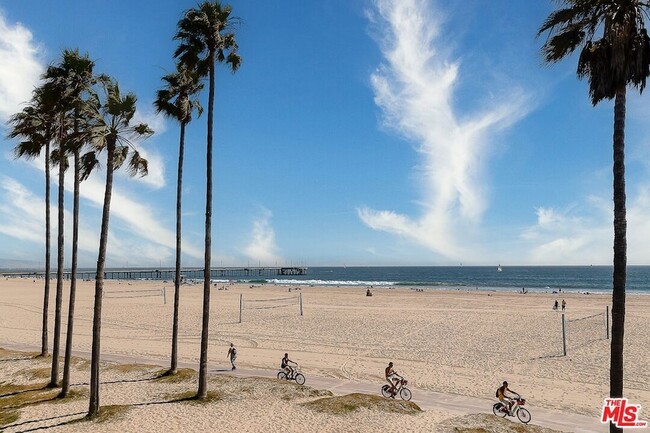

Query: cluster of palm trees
left=8, top=49, right=153, bottom=413
left=7, top=1, right=240, bottom=419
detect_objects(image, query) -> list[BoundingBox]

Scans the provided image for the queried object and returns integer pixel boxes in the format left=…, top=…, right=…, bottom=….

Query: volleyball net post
left=562, top=313, right=567, bottom=356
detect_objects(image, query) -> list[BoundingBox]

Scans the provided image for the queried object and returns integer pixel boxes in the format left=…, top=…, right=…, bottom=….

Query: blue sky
left=1, top=0, right=650, bottom=268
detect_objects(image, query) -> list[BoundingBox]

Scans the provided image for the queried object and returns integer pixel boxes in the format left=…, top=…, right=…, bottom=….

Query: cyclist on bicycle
left=385, top=362, right=402, bottom=398
left=496, top=381, right=519, bottom=415
left=281, top=353, right=296, bottom=379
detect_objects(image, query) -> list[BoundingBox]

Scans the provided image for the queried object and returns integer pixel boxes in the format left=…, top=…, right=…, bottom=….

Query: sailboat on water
left=497, top=264, right=503, bottom=272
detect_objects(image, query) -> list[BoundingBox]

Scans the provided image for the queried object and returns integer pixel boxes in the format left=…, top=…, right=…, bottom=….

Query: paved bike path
left=2, top=343, right=605, bottom=433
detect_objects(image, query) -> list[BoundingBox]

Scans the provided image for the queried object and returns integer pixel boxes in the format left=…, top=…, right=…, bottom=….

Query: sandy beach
left=1, top=277, right=648, bottom=431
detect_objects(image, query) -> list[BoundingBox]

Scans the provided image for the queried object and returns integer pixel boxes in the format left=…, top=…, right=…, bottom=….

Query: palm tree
left=44, top=49, right=96, bottom=398
left=538, top=3, right=650, bottom=431
left=40, top=73, right=70, bottom=390
left=174, top=0, right=241, bottom=398
left=86, top=79, right=153, bottom=418
left=7, top=85, right=57, bottom=358
left=154, top=65, right=203, bottom=375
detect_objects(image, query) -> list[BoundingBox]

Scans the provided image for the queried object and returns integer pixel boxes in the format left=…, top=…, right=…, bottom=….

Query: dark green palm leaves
left=539, top=0, right=650, bottom=104
left=174, top=2, right=241, bottom=74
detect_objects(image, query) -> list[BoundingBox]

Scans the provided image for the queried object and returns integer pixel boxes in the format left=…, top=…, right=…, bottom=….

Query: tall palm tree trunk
left=41, top=140, right=51, bottom=357
left=610, top=89, right=627, bottom=433
left=198, top=56, right=216, bottom=399
left=170, top=121, right=187, bottom=375
left=61, top=147, right=80, bottom=398
left=49, top=153, right=65, bottom=388
left=88, top=142, right=115, bottom=418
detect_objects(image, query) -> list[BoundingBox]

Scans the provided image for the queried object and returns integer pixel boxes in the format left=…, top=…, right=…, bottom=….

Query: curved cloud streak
left=244, top=208, right=281, bottom=265
left=359, top=0, right=530, bottom=260
left=0, top=12, right=43, bottom=122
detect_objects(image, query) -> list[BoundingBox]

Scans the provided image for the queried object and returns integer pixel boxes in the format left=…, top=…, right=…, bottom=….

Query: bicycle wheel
left=277, top=371, right=287, bottom=380
left=517, top=408, right=531, bottom=424
left=381, top=385, right=392, bottom=398
left=295, top=373, right=306, bottom=385
left=493, top=403, right=507, bottom=417
left=400, top=387, right=412, bottom=401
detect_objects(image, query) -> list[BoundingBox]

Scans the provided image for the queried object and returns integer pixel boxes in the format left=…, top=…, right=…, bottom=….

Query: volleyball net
left=238, top=293, right=303, bottom=322
left=562, top=308, right=609, bottom=354
left=103, top=287, right=166, bottom=303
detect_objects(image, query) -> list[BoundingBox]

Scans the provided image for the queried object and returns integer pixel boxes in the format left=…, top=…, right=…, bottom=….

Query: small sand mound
left=303, top=392, right=422, bottom=415
left=153, top=368, right=197, bottom=383
left=434, top=413, right=565, bottom=433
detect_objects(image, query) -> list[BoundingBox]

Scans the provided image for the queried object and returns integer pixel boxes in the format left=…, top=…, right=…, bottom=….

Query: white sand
left=1, top=277, right=648, bottom=431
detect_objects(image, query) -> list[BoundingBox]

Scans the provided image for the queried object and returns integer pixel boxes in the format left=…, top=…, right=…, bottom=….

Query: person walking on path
left=227, top=343, right=237, bottom=370
left=561, top=299, right=566, bottom=312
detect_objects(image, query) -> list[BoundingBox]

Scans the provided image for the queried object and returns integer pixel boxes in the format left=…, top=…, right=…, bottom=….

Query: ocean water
left=263, top=266, right=650, bottom=294
left=13, top=265, right=648, bottom=294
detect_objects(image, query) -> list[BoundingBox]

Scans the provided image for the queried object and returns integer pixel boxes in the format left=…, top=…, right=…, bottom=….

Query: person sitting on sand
left=281, top=353, right=296, bottom=379
left=385, top=362, right=402, bottom=398
left=496, top=381, right=518, bottom=415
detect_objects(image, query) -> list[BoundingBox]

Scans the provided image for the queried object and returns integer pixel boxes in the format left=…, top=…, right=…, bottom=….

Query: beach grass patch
left=72, top=357, right=91, bottom=371
left=0, top=407, right=20, bottom=426
left=303, top=393, right=421, bottom=415
left=162, top=390, right=224, bottom=404
left=19, top=367, right=51, bottom=380
left=153, top=368, right=197, bottom=383
left=0, top=383, right=59, bottom=409
left=93, top=404, right=131, bottom=423
left=106, top=363, right=158, bottom=374
left=0, top=348, right=40, bottom=362
left=51, top=388, right=89, bottom=402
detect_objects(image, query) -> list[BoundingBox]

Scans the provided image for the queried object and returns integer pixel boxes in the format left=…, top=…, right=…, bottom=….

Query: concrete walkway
left=3, top=343, right=605, bottom=433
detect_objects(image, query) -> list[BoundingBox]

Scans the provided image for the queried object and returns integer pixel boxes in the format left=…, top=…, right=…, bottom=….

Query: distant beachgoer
left=366, top=288, right=372, bottom=296
left=561, top=299, right=566, bottom=311
left=553, top=300, right=559, bottom=310
left=227, top=343, right=237, bottom=370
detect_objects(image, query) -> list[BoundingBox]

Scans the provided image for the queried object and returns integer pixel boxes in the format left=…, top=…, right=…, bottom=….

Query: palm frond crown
left=539, top=0, right=650, bottom=104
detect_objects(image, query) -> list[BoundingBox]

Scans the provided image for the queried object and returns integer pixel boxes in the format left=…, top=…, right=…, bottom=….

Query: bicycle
left=277, top=364, right=306, bottom=385
left=492, top=394, right=532, bottom=424
left=381, top=377, right=412, bottom=401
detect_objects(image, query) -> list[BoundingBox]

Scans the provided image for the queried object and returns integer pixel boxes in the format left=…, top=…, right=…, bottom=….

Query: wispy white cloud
left=78, top=170, right=203, bottom=261
left=1, top=151, right=203, bottom=266
left=519, top=201, right=611, bottom=265
left=359, top=0, right=531, bottom=261
left=243, top=207, right=281, bottom=265
left=0, top=176, right=44, bottom=242
left=0, top=12, right=43, bottom=122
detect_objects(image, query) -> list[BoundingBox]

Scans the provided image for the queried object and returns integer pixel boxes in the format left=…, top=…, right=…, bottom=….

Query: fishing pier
left=2, top=266, right=307, bottom=281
